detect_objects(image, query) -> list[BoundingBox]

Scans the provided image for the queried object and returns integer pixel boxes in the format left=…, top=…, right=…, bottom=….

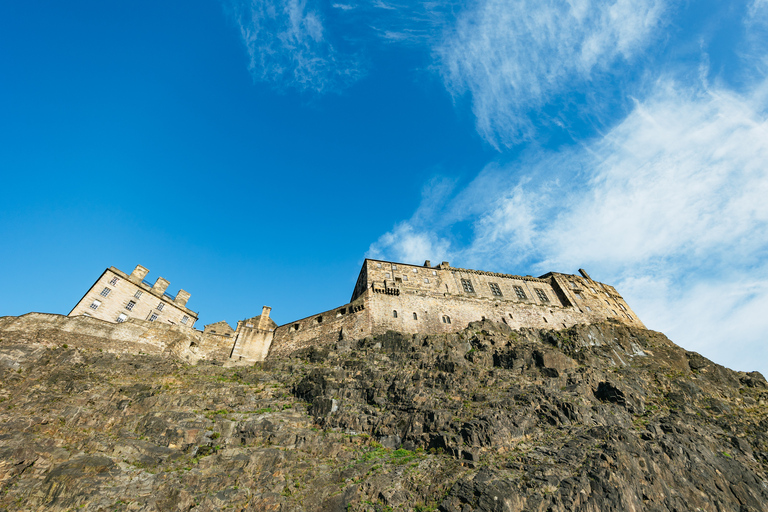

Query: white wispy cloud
left=369, top=78, right=768, bottom=375
left=228, top=0, right=363, bottom=93
left=436, top=0, right=668, bottom=148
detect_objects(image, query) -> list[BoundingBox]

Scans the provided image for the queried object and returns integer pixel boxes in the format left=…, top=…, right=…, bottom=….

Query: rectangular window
left=461, top=278, right=475, bottom=293
left=488, top=282, right=503, bottom=296
left=535, top=289, right=549, bottom=302
left=116, top=313, right=127, bottom=323
left=181, top=316, right=188, bottom=325
left=432, top=270, right=437, bottom=275
left=513, top=285, right=527, bottom=299
left=89, top=300, right=101, bottom=310
left=109, top=277, right=119, bottom=286
left=377, top=263, right=382, bottom=268
left=134, top=290, right=143, bottom=299
left=424, top=278, right=430, bottom=283
left=157, top=302, right=165, bottom=311
left=574, top=292, right=582, bottom=299
left=412, top=269, right=418, bottom=273
left=100, top=287, right=111, bottom=297
left=569, top=281, right=577, bottom=289
left=126, top=301, right=136, bottom=311
left=148, top=313, right=158, bottom=322
left=385, top=273, right=391, bottom=278
left=392, top=265, right=397, bottom=270
left=403, top=275, right=408, bottom=281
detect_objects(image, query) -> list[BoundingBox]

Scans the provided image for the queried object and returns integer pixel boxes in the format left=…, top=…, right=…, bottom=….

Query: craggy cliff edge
left=1, top=315, right=767, bottom=511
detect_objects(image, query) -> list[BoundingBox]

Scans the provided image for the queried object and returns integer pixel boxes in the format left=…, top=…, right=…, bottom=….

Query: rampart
left=0, top=313, right=229, bottom=363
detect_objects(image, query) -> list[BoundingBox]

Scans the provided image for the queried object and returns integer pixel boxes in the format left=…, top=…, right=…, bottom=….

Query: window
left=586, top=306, right=592, bottom=312
left=89, top=300, right=101, bottom=310
left=316, top=316, right=323, bottom=323
left=134, top=290, right=143, bottom=299
left=535, top=289, right=549, bottom=302
left=488, top=282, right=503, bottom=296
left=157, top=302, right=165, bottom=311
left=432, top=270, right=437, bottom=275
left=377, top=263, right=382, bottom=268
left=246, top=323, right=254, bottom=327
left=569, top=281, right=577, bottom=288
left=424, top=278, right=430, bottom=284
left=413, top=312, right=418, bottom=320
left=149, top=313, right=158, bottom=322
left=591, top=287, right=597, bottom=293
left=442, top=315, right=451, bottom=324
left=461, top=279, right=475, bottom=293
left=386, top=273, right=391, bottom=278
left=403, top=275, right=408, bottom=281
left=412, top=269, right=418, bottom=273
left=392, top=265, right=397, bottom=270
left=116, top=313, right=127, bottom=323
left=293, top=324, right=300, bottom=331
left=109, top=277, right=119, bottom=286
left=513, top=285, right=527, bottom=299
left=100, top=287, right=111, bottom=297
left=126, top=301, right=136, bottom=311
left=619, top=304, right=627, bottom=311
left=393, top=310, right=398, bottom=318
left=574, top=292, right=582, bottom=300
left=181, top=316, right=188, bottom=325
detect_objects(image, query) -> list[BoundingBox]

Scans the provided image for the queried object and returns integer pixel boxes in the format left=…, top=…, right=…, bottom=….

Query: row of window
left=391, top=310, right=451, bottom=323
left=89, top=296, right=188, bottom=324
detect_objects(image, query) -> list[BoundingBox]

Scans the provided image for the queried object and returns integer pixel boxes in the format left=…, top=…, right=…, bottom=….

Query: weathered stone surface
left=0, top=320, right=767, bottom=511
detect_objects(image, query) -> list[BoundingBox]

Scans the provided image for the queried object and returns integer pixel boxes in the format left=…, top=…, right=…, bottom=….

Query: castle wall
left=266, top=259, right=646, bottom=359
left=0, top=313, right=228, bottom=362
left=69, top=266, right=198, bottom=328
left=268, top=297, right=371, bottom=358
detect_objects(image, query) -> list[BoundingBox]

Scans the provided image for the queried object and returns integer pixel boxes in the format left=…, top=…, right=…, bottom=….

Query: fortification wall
left=268, top=298, right=371, bottom=358
left=0, top=313, right=228, bottom=362
left=366, top=289, right=586, bottom=335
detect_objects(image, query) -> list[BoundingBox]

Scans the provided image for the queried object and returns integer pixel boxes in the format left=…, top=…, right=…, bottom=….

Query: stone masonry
left=265, top=259, right=644, bottom=359
left=69, top=265, right=198, bottom=328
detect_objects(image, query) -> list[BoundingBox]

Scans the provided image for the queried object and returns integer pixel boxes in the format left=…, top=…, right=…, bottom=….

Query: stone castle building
left=69, top=265, right=198, bottom=328
left=236, top=258, right=645, bottom=361
left=68, top=259, right=644, bottom=364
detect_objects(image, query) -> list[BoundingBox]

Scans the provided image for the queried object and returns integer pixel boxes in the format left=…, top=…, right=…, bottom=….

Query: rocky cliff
left=0, top=317, right=767, bottom=511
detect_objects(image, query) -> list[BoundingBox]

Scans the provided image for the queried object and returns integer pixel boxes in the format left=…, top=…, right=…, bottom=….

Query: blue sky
left=1, top=0, right=767, bottom=375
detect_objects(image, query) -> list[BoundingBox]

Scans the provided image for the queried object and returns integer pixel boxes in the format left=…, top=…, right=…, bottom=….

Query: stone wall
left=69, top=265, right=198, bottom=328
left=269, top=297, right=371, bottom=358
left=267, top=259, right=646, bottom=358
left=0, top=313, right=225, bottom=363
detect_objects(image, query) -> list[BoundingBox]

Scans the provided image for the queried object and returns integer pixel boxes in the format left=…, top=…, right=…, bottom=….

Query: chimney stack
left=257, top=306, right=272, bottom=330
left=152, top=277, right=170, bottom=295
left=130, top=265, right=149, bottom=283
left=175, top=289, right=191, bottom=306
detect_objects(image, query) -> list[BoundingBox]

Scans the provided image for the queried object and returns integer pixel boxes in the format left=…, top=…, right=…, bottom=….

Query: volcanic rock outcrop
left=0, top=316, right=766, bottom=511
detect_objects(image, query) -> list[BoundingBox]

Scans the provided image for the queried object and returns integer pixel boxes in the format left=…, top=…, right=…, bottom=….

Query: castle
left=68, top=259, right=643, bottom=363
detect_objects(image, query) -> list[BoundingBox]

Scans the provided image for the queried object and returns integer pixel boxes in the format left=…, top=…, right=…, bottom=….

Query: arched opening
left=317, top=316, right=323, bottom=323
left=393, top=310, right=398, bottom=318
left=413, top=312, right=418, bottom=320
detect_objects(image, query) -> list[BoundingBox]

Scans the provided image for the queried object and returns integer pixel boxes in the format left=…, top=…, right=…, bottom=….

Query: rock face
left=1, top=317, right=767, bottom=511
